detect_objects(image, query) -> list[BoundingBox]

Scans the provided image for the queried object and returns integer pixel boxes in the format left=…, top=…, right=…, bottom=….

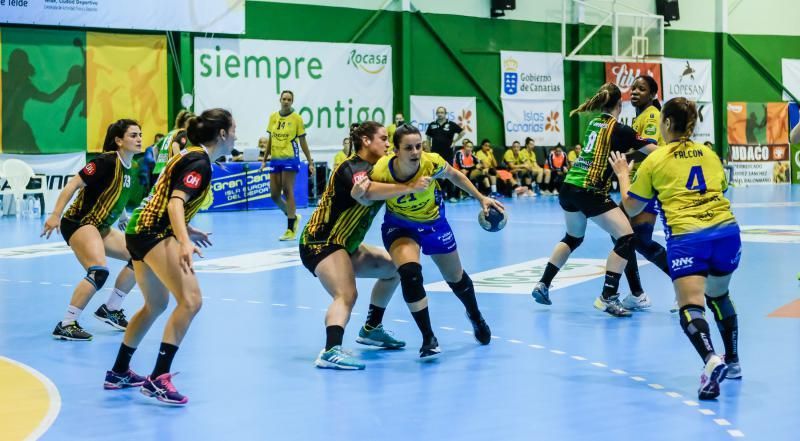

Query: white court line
left=221, top=298, right=236, bottom=302
left=727, top=430, right=745, bottom=437
left=19, top=280, right=32, bottom=283
left=507, top=339, right=523, bottom=344
left=630, top=376, right=646, bottom=382
left=490, top=335, right=501, bottom=340
left=571, top=355, right=587, bottom=361
left=271, top=303, right=287, bottom=307
left=714, top=419, right=731, bottom=426
left=39, top=282, right=52, bottom=285
left=528, top=344, right=545, bottom=349
left=648, top=384, right=665, bottom=390
left=591, top=362, right=607, bottom=368
left=440, top=326, right=455, bottom=331
left=550, top=350, right=566, bottom=355
left=610, top=369, right=628, bottom=375
left=246, top=300, right=263, bottom=304
left=392, top=319, right=408, bottom=323
left=683, top=400, right=699, bottom=407
left=699, top=409, right=716, bottom=416
left=666, top=391, right=682, bottom=398
left=0, top=356, right=61, bottom=440
left=462, top=330, right=473, bottom=335
left=297, top=306, right=312, bottom=310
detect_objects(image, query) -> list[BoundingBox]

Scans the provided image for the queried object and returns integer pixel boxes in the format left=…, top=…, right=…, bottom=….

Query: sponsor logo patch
left=183, top=171, right=202, bottom=189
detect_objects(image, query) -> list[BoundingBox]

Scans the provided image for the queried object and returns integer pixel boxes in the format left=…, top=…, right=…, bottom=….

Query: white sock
left=105, top=288, right=128, bottom=311
left=491, top=184, right=497, bottom=193
left=62, top=305, right=82, bottom=326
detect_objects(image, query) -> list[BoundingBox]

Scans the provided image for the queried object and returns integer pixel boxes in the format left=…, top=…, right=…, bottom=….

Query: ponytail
left=661, top=98, right=698, bottom=142
left=173, top=109, right=195, bottom=130
left=186, top=108, right=233, bottom=146
left=570, top=83, right=622, bottom=117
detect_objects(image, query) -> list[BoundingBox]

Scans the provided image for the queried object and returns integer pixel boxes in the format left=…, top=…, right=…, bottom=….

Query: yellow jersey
left=333, top=151, right=349, bottom=169
left=503, top=149, right=527, bottom=167
left=475, top=149, right=498, bottom=168
left=370, top=151, right=448, bottom=223
left=387, top=124, right=397, bottom=149
left=267, top=111, right=306, bottom=159
left=632, top=105, right=665, bottom=145
left=629, top=140, right=736, bottom=239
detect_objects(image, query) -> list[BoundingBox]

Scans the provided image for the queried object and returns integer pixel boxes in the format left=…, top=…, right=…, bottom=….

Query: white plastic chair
left=2, top=159, right=35, bottom=218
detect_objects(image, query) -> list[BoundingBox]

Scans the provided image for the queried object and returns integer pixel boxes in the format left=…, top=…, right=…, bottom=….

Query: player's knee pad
left=85, top=265, right=109, bottom=290
left=398, top=262, right=426, bottom=304
left=706, top=292, right=737, bottom=324
left=126, top=259, right=134, bottom=270
left=613, top=234, right=636, bottom=262
left=446, top=271, right=473, bottom=295
left=560, top=234, right=584, bottom=252
left=679, top=304, right=709, bottom=336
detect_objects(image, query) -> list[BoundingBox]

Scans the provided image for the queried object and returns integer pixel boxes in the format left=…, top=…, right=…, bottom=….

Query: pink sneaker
left=140, top=373, right=188, bottom=405
left=698, top=355, right=728, bottom=400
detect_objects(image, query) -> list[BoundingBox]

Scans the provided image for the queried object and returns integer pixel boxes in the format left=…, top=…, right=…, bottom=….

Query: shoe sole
left=52, top=334, right=92, bottom=341
left=94, top=313, right=127, bottom=331
left=355, top=336, right=406, bottom=349
left=531, top=291, right=552, bottom=305
left=699, top=364, right=728, bottom=400
left=314, top=359, right=365, bottom=370
left=140, top=387, right=188, bottom=405
left=104, top=381, right=145, bottom=390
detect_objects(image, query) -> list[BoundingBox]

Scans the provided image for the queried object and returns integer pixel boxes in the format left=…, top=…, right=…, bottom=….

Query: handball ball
left=478, top=207, right=507, bottom=232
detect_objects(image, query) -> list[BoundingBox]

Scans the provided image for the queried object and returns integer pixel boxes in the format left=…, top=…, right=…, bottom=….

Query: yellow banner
left=86, top=33, right=167, bottom=153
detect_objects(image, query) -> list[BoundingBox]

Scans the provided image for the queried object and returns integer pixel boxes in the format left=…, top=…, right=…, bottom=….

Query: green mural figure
left=128, top=43, right=166, bottom=128
left=2, top=49, right=81, bottom=152
left=60, top=38, right=93, bottom=132
left=745, top=105, right=767, bottom=145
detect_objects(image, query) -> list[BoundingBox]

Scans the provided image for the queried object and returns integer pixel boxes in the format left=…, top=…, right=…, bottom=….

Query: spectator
left=422, top=139, right=431, bottom=153
left=141, top=133, right=163, bottom=192
left=426, top=106, right=465, bottom=199
left=503, top=141, right=535, bottom=197
left=544, top=144, right=569, bottom=195
left=333, top=137, right=351, bottom=169
left=524, top=137, right=551, bottom=195
left=453, top=139, right=489, bottom=198
left=386, top=113, right=404, bottom=149
left=257, top=136, right=269, bottom=162
left=230, top=148, right=244, bottom=162
left=567, top=144, right=582, bottom=167
left=475, top=139, right=509, bottom=198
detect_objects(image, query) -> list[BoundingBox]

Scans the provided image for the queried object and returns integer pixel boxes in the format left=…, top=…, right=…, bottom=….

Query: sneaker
left=698, top=355, right=728, bottom=400
left=279, top=228, right=297, bottom=241
left=141, top=373, right=188, bottom=405
left=52, top=321, right=92, bottom=341
left=419, top=336, right=441, bottom=361
left=94, top=304, right=128, bottom=330
left=356, top=325, right=406, bottom=349
left=104, top=369, right=146, bottom=390
left=593, top=295, right=632, bottom=317
left=531, top=282, right=552, bottom=305
left=622, top=292, right=652, bottom=310
left=468, top=313, right=491, bottom=345
left=315, top=345, right=366, bottom=370
left=725, top=361, right=742, bottom=379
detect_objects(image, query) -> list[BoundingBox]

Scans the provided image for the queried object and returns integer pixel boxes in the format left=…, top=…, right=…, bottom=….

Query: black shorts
left=126, top=233, right=171, bottom=261
left=60, top=218, right=109, bottom=245
left=299, top=243, right=347, bottom=275
left=558, top=183, right=618, bottom=218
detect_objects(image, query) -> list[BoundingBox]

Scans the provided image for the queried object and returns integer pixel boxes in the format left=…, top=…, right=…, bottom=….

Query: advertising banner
left=203, top=162, right=308, bottom=212
left=194, top=38, right=393, bottom=153
left=500, top=51, right=564, bottom=101
left=410, top=95, right=476, bottom=142
left=605, top=62, right=662, bottom=101
left=0, top=0, right=244, bottom=34
left=693, top=102, right=716, bottom=144
left=501, top=99, right=564, bottom=146
left=781, top=59, right=800, bottom=102
left=727, top=102, right=788, bottom=145
left=662, top=58, right=713, bottom=102
left=0, top=152, right=84, bottom=212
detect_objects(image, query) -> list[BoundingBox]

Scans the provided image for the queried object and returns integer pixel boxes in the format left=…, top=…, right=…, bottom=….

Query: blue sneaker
left=315, top=346, right=365, bottom=370
left=531, top=282, right=551, bottom=305
left=140, top=373, right=188, bottom=405
left=104, top=369, right=146, bottom=390
left=356, top=325, right=406, bottom=349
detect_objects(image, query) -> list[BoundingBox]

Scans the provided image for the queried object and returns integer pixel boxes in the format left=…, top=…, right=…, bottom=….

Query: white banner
left=693, top=102, right=716, bottom=144
left=194, top=38, right=393, bottom=153
left=782, top=59, right=800, bottom=101
left=730, top=161, right=791, bottom=186
left=502, top=100, right=565, bottom=146
left=0, top=153, right=85, bottom=213
left=0, top=0, right=244, bottom=33
left=662, top=58, right=713, bottom=102
left=409, top=96, right=477, bottom=142
left=500, top=51, right=564, bottom=100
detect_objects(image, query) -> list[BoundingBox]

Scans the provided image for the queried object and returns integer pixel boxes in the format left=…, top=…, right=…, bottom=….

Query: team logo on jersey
left=503, top=57, right=519, bottom=95
left=352, top=171, right=368, bottom=184
left=83, top=163, right=96, bottom=176
left=183, top=172, right=203, bottom=189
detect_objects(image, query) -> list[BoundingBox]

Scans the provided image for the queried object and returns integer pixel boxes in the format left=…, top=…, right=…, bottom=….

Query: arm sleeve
left=612, top=124, right=651, bottom=153
left=78, top=155, right=112, bottom=186
left=628, top=157, right=656, bottom=201
left=452, top=123, right=463, bottom=134
left=425, top=125, right=433, bottom=137
left=171, top=157, right=209, bottom=200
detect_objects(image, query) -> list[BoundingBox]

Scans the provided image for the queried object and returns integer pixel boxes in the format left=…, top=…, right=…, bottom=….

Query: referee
left=425, top=106, right=465, bottom=200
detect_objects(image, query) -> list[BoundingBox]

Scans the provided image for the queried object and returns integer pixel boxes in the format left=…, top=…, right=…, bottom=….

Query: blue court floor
left=1, top=185, right=798, bottom=441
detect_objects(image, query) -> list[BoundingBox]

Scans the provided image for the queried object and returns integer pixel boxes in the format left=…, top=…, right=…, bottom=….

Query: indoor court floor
left=1, top=185, right=798, bottom=441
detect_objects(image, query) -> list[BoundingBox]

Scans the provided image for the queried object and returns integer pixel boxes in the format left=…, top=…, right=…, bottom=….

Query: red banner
left=605, top=62, right=663, bottom=101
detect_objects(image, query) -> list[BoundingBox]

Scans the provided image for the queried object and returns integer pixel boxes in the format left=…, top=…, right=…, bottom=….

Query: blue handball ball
left=478, top=207, right=507, bottom=232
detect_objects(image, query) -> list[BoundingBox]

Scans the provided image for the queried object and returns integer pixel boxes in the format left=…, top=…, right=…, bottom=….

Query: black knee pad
left=126, top=259, right=134, bottom=270
left=706, top=292, right=737, bottom=322
left=446, top=271, right=472, bottom=295
left=398, top=262, right=426, bottom=304
left=613, top=234, right=636, bottom=261
left=85, top=265, right=110, bottom=290
left=561, top=234, right=584, bottom=252
left=679, top=304, right=709, bottom=335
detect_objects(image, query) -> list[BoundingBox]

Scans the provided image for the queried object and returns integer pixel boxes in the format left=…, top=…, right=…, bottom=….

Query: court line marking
left=0, top=356, right=61, bottom=440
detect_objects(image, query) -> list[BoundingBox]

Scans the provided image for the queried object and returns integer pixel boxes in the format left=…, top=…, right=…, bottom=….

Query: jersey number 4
left=685, top=166, right=707, bottom=194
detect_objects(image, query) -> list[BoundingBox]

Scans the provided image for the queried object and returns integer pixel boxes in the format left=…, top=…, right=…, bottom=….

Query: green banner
left=1, top=28, right=86, bottom=154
